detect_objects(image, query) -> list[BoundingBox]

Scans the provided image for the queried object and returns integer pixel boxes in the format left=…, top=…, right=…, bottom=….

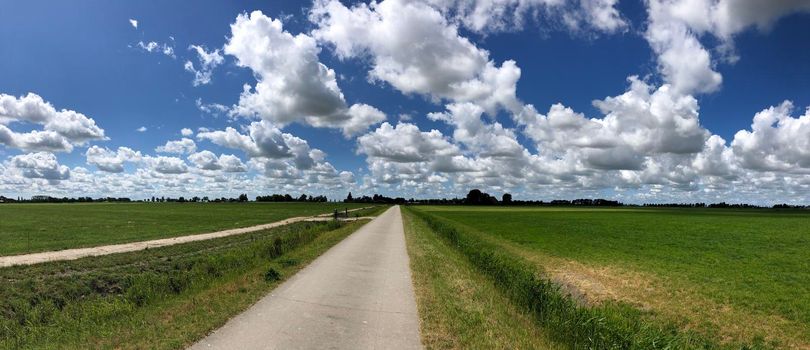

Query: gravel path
left=189, top=206, right=422, bottom=350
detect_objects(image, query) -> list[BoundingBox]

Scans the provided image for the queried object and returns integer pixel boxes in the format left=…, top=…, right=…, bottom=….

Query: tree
left=238, top=193, right=248, bottom=202
left=345, top=192, right=353, bottom=203
left=465, top=189, right=498, bottom=205
left=502, top=193, right=512, bottom=204
left=465, top=189, right=483, bottom=204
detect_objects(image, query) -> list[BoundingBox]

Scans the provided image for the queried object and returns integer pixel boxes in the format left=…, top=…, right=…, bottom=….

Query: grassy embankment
left=0, top=202, right=371, bottom=255
left=0, top=219, right=369, bottom=349
left=406, top=206, right=810, bottom=349
left=402, top=209, right=562, bottom=349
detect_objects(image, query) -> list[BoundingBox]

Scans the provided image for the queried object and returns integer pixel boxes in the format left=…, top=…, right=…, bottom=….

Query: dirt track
left=0, top=208, right=375, bottom=268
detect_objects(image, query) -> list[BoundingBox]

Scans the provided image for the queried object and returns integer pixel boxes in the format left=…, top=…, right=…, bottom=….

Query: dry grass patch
left=488, top=235, right=809, bottom=349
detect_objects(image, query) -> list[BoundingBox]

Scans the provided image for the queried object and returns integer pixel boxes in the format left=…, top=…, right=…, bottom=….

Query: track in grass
left=0, top=202, right=373, bottom=255
left=0, top=219, right=370, bottom=349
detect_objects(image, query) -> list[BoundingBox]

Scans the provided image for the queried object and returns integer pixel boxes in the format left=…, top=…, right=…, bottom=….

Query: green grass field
left=409, top=206, right=810, bottom=349
left=0, top=202, right=371, bottom=255
left=0, top=219, right=369, bottom=349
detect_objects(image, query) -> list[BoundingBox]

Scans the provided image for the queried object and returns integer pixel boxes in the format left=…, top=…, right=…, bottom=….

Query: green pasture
left=410, top=205, right=810, bottom=348
left=0, top=202, right=370, bottom=255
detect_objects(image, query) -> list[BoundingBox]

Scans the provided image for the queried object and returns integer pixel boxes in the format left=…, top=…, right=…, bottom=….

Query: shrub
left=264, top=268, right=282, bottom=282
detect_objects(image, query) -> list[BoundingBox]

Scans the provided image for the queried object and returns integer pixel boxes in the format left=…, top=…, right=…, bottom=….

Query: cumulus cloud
left=136, top=126, right=147, bottom=132
left=731, top=101, right=810, bottom=172
left=224, top=10, right=384, bottom=136
left=311, top=0, right=522, bottom=114
left=184, top=45, right=224, bottom=86
left=86, top=146, right=142, bottom=173
left=9, top=152, right=70, bottom=180
left=197, top=120, right=354, bottom=184
left=0, top=127, right=74, bottom=153
left=358, top=122, right=460, bottom=163
left=180, top=128, right=194, bottom=137
left=156, top=138, right=197, bottom=154
left=188, top=150, right=247, bottom=172
left=198, top=120, right=317, bottom=168
left=0, top=93, right=106, bottom=152
left=644, top=0, right=810, bottom=95
left=129, top=19, right=138, bottom=29
left=145, top=156, right=189, bottom=174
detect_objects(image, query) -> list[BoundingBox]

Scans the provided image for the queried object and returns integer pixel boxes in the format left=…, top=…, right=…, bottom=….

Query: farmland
left=0, top=218, right=370, bottom=349
left=406, top=206, right=810, bottom=349
left=0, top=202, right=370, bottom=255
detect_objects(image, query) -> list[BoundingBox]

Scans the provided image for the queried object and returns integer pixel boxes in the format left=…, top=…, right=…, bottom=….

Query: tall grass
left=406, top=208, right=767, bottom=350
left=0, top=220, right=345, bottom=348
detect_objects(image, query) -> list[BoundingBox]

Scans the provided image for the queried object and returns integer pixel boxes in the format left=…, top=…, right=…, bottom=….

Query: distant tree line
left=342, top=189, right=624, bottom=207
left=256, top=193, right=328, bottom=202
left=0, top=195, right=132, bottom=203
left=409, top=189, right=624, bottom=207
left=344, top=192, right=407, bottom=204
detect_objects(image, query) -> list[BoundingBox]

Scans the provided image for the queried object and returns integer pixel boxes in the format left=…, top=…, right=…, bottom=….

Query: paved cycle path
left=190, top=206, right=422, bottom=350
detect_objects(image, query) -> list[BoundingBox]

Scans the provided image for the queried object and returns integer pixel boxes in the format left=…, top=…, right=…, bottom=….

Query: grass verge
left=0, top=219, right=368, bottom=349
left=404, top=207, right=772, bottom=350
left=402, top=208, right=561, bottom=349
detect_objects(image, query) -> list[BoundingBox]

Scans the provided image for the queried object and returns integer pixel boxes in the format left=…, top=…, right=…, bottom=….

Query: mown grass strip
left=405, top=207, right=771, bottom=350
left=0, top=219, right=368, bottom=349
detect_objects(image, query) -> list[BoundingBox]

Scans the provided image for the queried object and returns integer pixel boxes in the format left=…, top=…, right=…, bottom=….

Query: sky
left=1, top=0, right=809, bottom=204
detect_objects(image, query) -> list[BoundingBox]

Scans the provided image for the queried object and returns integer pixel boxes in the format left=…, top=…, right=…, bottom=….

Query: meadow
left=406, top=206, right=810, bottom=349
left=0, top=202, right=369, bottom=255
left=0, top=218, right=370, bottom=349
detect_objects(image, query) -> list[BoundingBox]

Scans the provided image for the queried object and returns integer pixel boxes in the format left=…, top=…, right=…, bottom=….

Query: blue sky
left=1, top=0, right=809, bottom=204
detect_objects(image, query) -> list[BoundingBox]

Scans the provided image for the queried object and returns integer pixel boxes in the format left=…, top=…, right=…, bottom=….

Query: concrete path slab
left=189, top=206, right=422, bottom=350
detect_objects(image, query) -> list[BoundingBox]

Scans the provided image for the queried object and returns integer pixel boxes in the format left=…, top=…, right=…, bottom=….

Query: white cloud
left=731, top=101, right=810, bottom=172
left=195, top=98, right=230, bottom=117
left=188, top=150, right=247, bottom=172
left=180, top=128, right=193, bottom=137
left=136, top=126, right=147, bottom=132
left=646, top=1, right=723, bottom=94
left=9, top=152, right=70, bottom=180
left=129, top=19, right=138, bottom=29
left=86, top=146, right=142, bottom=173
left=137, top=40, right=175, bottom=59
left=341, top=104, right=387, bottom=137
left=358, top=122, right=460, bottom=163
left=218, top=154, right=248, bottom=172
left=311, top=0, right=522, bottom=114
left=145, top=155, right=188, bottom=174
left=184, top=45, right=224, bottom=86
left=156, top=138, right=197, bottom=154
left=0, top=93, right=106, bottom=153
left=644, top=0, right=810, bottom=95
left=0, top=127, right=74, bottom=153
left=411, top=0, right=627, bottom=34
left=197, top=120, right=316, bottom=168
left=224, top=11, right=384, bottom=136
